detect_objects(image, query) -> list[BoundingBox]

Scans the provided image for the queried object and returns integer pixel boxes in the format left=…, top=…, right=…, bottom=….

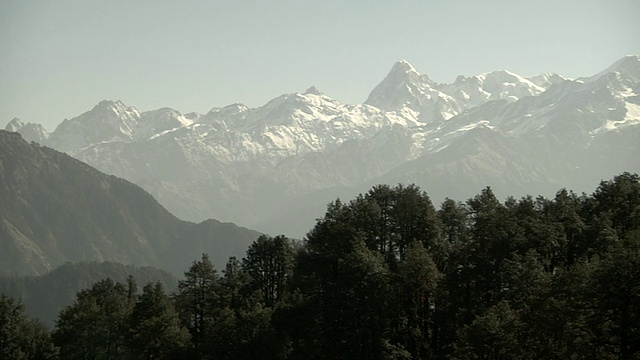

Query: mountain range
left=7, top=55, right=640, bottom=238
left=0, top=130, right=261, bottom=276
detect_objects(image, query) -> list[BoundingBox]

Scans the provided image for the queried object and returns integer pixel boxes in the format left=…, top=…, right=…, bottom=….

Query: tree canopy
left=2, top=172, right=639, bottom=359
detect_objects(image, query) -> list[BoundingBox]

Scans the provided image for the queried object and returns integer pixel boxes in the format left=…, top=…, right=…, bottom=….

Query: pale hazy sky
left=1, top=0, right=639, bottom=131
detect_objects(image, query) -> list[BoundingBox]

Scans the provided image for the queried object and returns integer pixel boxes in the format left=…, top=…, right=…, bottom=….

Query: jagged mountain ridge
left=7, top=55, right=640, bottom=238
left=5, top=118, right=49, bottom=144
left=0, top=131, right=261, bottom=275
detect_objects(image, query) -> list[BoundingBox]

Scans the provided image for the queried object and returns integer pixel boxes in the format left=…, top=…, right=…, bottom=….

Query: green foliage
left=0, top=294, right=57, bottom=359
left=394, top=241, right=442, bottom=358
left=454, top=301, right=524, bottom=360
left=582, top=242, right=640, bottom=359
left=0, top=261, right=177, bottom=327
left=26, top=172, right=640, bottom=359
left=53, top=278, right=135, bottom=359
left=591, top=172, right=640, bottom=239
left=128, top=282, right=190, bottom=359
left=243, top=235, right=294, bottom=307
left=174, top=253, right=220, bottom=359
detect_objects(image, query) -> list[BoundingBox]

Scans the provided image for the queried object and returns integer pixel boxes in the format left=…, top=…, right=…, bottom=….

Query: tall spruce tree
left=174, top=254, right=220, bottom=359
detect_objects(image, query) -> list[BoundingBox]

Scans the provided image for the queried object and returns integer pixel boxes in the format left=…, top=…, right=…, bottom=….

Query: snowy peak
left=365, top=60, right=449, bottom=120
left=135, top=108, right=193, bottom=140
left=5, top=118, right=24, bottom=132
left=366, top=61, right=553, bottom=123
left=606, top=55, right=640, bottom=83
left=304, top=86, right=322, bottom=95
left=583, top=55, right=640, bottom=83
left=45, top=99, right=202, bottom=152
left=388, top=59, right=421, bottom=78
left=46, top=100, right=142, bottom=153
left=525, top=73, right=568, bottom=88
left=4, top=55, right=639, bottom=239
left=445, top=69, right=550, bottom=108
left=209, top=103, right=250, bottom=116
left=4, top=118, right=49, bottom=143
left=366, top=60, right=565, bottom=124
left=479, top=70, right=546, bottom=100
left=90, top=100, right=141, bottom=125
left=246, top=90, right=342, bottom=129
left=94, top=99, right=124, bottom=110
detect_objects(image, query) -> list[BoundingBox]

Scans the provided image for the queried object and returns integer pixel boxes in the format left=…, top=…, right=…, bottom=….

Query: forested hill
left=2, top=173, right=638, bottom=359
left=0, top=130, right=261, bottom=275
left=0, top=261, right=177, bottom=327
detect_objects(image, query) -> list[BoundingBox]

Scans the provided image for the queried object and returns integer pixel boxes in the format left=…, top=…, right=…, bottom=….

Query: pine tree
left=0, top=294, right=57, bottom=359
left=395, top=241, right=442, bottom=358
left=128, top=282, right=190, bottom=359
left=174, top=254, right=220, bottom=359
left=453, top=301, right=525, bottom=360
left=243, top=235, right=294, bottom=307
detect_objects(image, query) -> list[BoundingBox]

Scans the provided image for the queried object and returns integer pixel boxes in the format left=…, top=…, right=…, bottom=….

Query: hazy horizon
left=2, top=0, right=639, bottom=131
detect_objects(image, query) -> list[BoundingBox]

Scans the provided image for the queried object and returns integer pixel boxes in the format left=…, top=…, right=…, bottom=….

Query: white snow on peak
left=365, top=60, right=441, bottom=115
left=525, top=73, right=568, bottom=88
left=7, top=55, right=638, bottom=240
left=5, top=118, right=24, bottom=132
left=12, top=54, right=639, bottom=174
left=89, top=100, right=141, bottom=121
left=389, top=59, right=420, bottom=76
left=210, top=103, right=250, bottom=117
left=5, top=117, right=50, bottom=142
left=480, top=70, right=546, bottom=100
left=134, top=107, right=193, bottom=141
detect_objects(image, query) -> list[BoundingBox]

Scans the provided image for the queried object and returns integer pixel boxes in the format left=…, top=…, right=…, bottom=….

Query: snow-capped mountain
left=7, top=55, right=640, bottom=238
left=364, top=59, right=562, bottom=123
left=44, top=100, right=138, bottom=153
left=4, top=118, right=49, bottom=143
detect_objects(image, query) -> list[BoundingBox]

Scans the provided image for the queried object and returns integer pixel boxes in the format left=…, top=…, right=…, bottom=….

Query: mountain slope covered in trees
left=0, top=261, right=177, bottom=327
left=0, top=130, right=261, bottom=276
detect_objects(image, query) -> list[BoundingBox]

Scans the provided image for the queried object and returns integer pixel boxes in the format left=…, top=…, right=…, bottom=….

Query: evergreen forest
left=2, top=172, right=639, bottom=359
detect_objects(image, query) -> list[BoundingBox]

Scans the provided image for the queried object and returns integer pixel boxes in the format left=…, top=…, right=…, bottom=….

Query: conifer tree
left=0, top=294, right=57, bottom=359
left=128, top=282, right=190, bottom=359
left=53, top=278, right=133, bottom=359
left=243, top=235, right=294, bottom=307
left=174, top=254, right=220, bottom=359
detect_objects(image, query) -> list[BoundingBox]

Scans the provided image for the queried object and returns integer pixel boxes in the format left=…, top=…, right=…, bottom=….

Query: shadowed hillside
left=0, top=130, right=262, bottom=276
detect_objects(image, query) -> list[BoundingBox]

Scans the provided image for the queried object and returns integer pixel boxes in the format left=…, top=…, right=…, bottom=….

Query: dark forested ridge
left=0, top=130, right=261, bottom=275
left=0, top=261, right=178, bottom=327
left=2, top=173, right=639, bottom=359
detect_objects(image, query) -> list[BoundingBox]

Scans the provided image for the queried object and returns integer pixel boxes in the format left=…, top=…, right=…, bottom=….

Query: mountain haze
left=7, top=56, right=640, bottom=238
left=0, top=261, right=178, bottom=326
left=0, top=130, right=261, bottom=275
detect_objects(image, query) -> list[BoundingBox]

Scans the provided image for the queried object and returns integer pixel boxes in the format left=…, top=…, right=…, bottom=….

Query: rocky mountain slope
left=0, top=130, right=261, bottom=275
left=7, top=55, right=640, bottom=238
